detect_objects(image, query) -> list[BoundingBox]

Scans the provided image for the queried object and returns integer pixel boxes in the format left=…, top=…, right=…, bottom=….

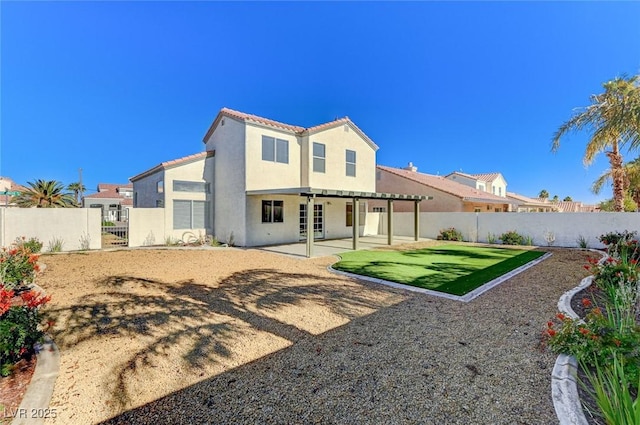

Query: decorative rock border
left=11, top=284, right=60, bottom=425
left=552, top=249, right=607, bottom=425
left=328, top=251, right=552, bottom=302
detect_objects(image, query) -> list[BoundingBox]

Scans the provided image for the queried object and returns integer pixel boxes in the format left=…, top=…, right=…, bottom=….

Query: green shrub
left=0, top=245, right=40, bottom=290
left=499, top=230, right=524, bottom=246
left=487, top=233, right=497, bottom=244
left=102, top=221, right=115, bottom=227
left=576, top=235, right=589, bottom=249
left=599, top=230, right=637, bottom=247
left=15, top=237, right=43, bottom=254
left=437, top=227, right=463, bottom=241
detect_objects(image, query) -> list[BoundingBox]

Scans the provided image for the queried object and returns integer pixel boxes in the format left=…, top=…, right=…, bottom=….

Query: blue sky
left=2, top=1, right=639, bottom=204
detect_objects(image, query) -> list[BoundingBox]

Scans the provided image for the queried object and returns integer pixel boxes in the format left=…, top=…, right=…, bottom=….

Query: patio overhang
left=246, top=187, right=431, bottom=257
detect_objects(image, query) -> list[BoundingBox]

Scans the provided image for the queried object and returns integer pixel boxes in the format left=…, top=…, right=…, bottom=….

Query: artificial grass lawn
left=333, top=244, right=546, bottom=296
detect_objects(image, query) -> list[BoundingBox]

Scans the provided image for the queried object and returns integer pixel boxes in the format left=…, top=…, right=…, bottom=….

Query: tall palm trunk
left=608, top=141, right=626, bottom=212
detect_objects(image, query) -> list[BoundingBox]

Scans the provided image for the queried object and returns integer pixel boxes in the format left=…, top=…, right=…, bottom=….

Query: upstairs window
left=173, top=181, right=210, bottom=193
left=262, top=136, right=289, bottom=164
left=346, top=150, right=356, bottom=177
left=262, top=200, right=284, bottom=223
left=313, top=142, right=325, bottom=173
left=157, top=181, right=164, bottom=193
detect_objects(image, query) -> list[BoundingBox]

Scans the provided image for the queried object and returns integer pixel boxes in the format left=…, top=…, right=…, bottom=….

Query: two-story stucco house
left=131, top=108, right=423, bottom=251
left=445, top=171, right=508, bottom=198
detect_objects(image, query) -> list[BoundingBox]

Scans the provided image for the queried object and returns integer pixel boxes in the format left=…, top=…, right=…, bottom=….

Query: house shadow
left=45, top=268, right=403, bottom=413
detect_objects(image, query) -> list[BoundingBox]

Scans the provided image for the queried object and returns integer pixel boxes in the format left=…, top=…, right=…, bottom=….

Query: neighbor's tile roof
left=203, top=108, right=378, bottom=150
left=506, top=192, right=555, bottom=208
left=97, top=183, right=132, bottom=192
left=472, top=172, right=503, bottom=182
left=445, top=171, right=504, bottom=183
left=378, top=165, right=509, bottom=203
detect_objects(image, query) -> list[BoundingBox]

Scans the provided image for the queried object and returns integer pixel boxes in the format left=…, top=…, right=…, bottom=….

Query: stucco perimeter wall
left=384, top=212, right=640, bottom=248
left=0, top=208, right=101, bottom=251
left=128, top=208, right=166, bottom=247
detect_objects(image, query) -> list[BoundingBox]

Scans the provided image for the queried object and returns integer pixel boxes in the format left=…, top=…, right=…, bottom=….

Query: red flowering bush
left=0, top=240, right=50, bottom=376
left=546, top=305, right=640, bottom=389
left=0, top=242, right=41, bottom=291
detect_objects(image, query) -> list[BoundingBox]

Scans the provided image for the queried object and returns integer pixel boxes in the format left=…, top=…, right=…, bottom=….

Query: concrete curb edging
left=12, top=336, right=60, bottom=425
left=328, top=251, right=552, bottom=302
left=552, top=249, right=607, bottom=425
left=11, top=283, right=61, bottom=425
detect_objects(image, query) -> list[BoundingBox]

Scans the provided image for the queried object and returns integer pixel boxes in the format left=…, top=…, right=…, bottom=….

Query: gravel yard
left=36, top=245, right=591, bottom=424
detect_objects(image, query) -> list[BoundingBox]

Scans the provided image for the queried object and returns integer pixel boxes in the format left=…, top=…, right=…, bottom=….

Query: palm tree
left=552, top=195, right=559, bottom=202
left=538, top=189, right=549, bottom=199
left=67, top=182, right=86, bottom=206
left=13, top=179, right=76, bottom=208
left=552, top=75, right=640, bottom=212
left=563, top=196, right=573, bottom=202
left=592, top=156, right=640, bottom=209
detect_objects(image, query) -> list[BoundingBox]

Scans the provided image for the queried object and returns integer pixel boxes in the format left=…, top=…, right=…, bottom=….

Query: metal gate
left=101, top=221, right=129, bottom=248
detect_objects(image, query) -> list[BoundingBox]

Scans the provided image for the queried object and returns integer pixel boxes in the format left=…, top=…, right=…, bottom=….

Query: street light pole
left=79, top=168, right=84, bottom=207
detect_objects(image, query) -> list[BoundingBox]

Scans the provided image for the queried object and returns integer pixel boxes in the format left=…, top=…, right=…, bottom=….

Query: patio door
left=299, top=203, right=324, bottom=239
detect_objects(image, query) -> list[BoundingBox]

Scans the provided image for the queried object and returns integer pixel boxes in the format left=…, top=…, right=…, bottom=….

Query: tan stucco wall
left=0, top=208, right=101, bottom=251
left=245, top=124, right=301, bottom=191
left=205, top=117, right=247, bottom=246
left=385, top=211, right=640, bottom=248
left=128, top=208, right=166, bottom=247
left=305, top=125, right=376, bottom=192
left=133, top=170, right=165, bottom=208
left=244, top=195, right=367, bottom=247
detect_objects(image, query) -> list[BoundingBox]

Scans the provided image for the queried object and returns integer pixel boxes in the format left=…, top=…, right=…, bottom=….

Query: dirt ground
left=29, top=244, right=593, bottom=425
left=37, top=247, right=406, bottom=424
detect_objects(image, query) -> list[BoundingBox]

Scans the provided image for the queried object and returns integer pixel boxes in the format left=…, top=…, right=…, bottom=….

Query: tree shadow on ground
left=45, top=268, right=396, bottom=410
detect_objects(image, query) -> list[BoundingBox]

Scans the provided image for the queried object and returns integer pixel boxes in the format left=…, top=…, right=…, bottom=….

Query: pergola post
left=306, top=195, right=315, bottom=258
left=387, top=199, right=394, bottom=246
left=414, top=200, right=420, bottom=242
left=352, top=197, right=359, bottom=251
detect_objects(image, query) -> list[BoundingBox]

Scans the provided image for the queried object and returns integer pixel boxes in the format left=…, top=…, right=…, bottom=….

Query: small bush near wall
left=15, top=237, right=43, bottom=254
left=499, top=230, right=524, bottom=246
left=437, top=227, right=464, bottom=241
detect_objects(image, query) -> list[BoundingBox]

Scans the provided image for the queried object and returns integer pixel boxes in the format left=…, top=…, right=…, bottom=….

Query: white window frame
left=313, top=142, right=325, bottom=173
left=346, top=150, right=356, bottom=177
left=262, top=135, right=289, bottom=164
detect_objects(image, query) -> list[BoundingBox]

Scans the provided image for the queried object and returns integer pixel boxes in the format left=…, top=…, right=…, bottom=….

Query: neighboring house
left=0, top=177, right=26, bottom=207
left=445, top=171, right=508, bottom=198
left=533, top=198, right=600, bottom=213
left=506, top=192, right=557, bottom=212
left=131, top=108, right=424, bottom=248
left=83, top=183, right=133, bottom=222
left=373, top=164, right=511, bottom=212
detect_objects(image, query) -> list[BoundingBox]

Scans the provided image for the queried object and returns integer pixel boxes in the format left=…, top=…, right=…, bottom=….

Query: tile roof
left=445, top=171, right=504, bottom=183
left=506, top=192, right=555, bottom=208
left=203, top=108, right=378, bottom=150
left=472, top=172, right=503, bottom=182
left=130, top=151, right=215, bottom=182
left=218, top=108, right=304, bottom=133
left=378, top=165, right=509, bottom=203
left=84, top=191, right=130, bottom=200
left=98, top=183, right=132, bottom=192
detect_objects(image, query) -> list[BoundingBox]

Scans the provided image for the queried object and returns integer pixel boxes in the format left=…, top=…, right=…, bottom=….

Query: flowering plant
left=546, top=304, right=640, bottom=388
left=0, top=244, right=41, bottom=291
left=0, top=240, right=50, bottom=376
